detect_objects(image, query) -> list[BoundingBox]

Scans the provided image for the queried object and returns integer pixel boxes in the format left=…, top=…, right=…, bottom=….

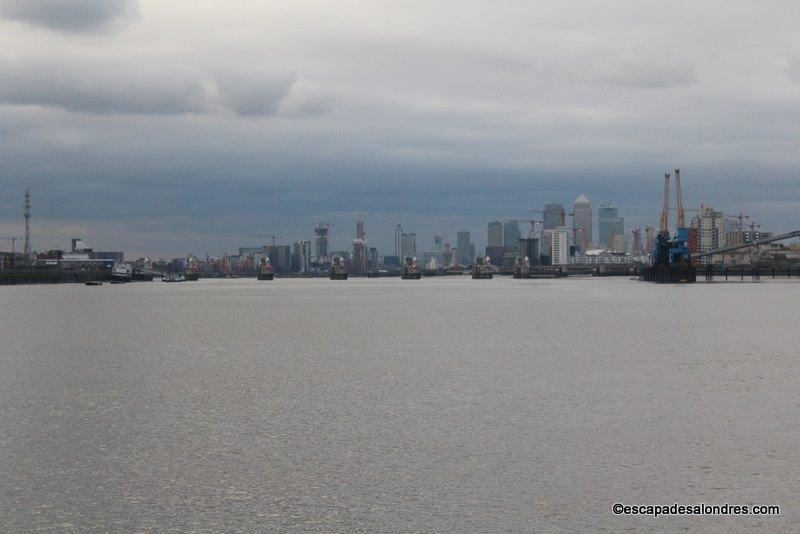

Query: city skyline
left=2, top=2, right=800, bottom=256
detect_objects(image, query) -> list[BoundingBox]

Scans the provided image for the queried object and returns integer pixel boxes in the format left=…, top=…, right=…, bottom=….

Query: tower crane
left=251, top=233, right=283, bottom=248
left=674, top=168, right=685, bottom=230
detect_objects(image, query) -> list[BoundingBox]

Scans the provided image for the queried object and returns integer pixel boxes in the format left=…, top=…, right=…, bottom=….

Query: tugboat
left=257, top=256, right=274, bottom=280
left=111, top=262, right=132, bottom=283
left=472, top=256, right=493, bottom=279
left=330, top=256, right=348, bottom=280
left=513, top=256, right=530, bottom=279
left=401, top=257, right=422, bottom=279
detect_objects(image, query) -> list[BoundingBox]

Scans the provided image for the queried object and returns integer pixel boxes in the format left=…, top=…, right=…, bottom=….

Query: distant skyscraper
left=543, top=204, right=565, bottom=229
left=292, top=240, right=312, bottom=273
left=691, top=205, right=726, bottom=265
left=487, top=221, right=503, bottom=247
left=314, top=222, right=330, bottom=261
left=518, top=237, right=540, bottom=265
left=352, top=220, right=368, bottom=272
left=395, top=224, right=403, bottom=258
left=398, top=231, right=416, bottom=260
left=407, top=233, right=417, bottom=258
left=543, top=227, right=571, bottom=265
left=456, top=230, right=475, bottom=265
left=503, top=220, right=520, bottom=249
left=599, top=202, right=624, bottom=251
left=573, top=194, right=592, bottom=252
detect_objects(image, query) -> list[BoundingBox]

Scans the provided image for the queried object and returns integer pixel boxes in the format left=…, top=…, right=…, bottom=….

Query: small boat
left=85, top=280, right=103, bottom=286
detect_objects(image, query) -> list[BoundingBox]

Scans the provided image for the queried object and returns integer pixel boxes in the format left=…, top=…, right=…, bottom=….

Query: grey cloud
left=789, top=57, right=800, bottom=81
left=0, top=59, right=208, bottom=114
left=0, top=0, right=138, bottom=32
left=0, top=59, right=311, bottom=117
left=213, top=69, right=296, bottom=116
left=592, top=48, right=696, bottom=89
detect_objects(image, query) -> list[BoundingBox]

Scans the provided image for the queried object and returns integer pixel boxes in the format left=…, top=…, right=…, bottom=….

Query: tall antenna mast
left=23, top=188, right=31, bottom=256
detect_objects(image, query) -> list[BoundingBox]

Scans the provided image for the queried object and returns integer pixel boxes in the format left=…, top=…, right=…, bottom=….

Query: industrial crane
left=674, top=168, right=685, bottom=230
left=643, top=169, right=696, bottom=282
left=653, top=169, right=691, bottom=268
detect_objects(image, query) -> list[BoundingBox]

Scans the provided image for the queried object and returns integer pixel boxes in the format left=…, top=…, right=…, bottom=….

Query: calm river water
left=1, top=277, right=798, bottom=532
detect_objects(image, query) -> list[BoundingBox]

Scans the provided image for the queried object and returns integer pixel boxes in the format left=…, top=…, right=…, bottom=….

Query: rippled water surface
left=1, top=277, right=798, bottom=532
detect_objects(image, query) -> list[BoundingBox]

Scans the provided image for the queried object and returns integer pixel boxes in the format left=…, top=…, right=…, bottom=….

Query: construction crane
left=523, top=219, right=544, bottom=238
left=530, top=208, right=571, bottom=227
left=674, top=168, right=685, bottom=230
left=642, top=169, right=696, bottom=282
left=251, top=233, right=283, bottom=248
left=644, top=225, right=655, bottom=254
left=660, top=173, right=670, bottom=235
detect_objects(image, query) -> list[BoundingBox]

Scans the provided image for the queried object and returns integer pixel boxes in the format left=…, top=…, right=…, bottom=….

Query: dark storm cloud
left=0, top=0, right=138, bottom=32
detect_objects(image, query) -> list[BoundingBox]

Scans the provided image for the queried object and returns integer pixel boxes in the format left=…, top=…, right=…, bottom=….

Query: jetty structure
left=330, top=256, right=348, bottom=280
left=472, top=256, right=493, bottom=279
left=401, top=257, right=421, bottom=279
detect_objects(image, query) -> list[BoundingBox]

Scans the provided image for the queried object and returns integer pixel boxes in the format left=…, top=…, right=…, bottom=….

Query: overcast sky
left=1, top=0, right=799, bottom=256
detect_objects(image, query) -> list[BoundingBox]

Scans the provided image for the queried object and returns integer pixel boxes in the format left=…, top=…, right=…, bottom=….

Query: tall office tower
left=399, top=232, right=417, bottom=260
left=503, top=220, right=520, bottom=249
left=352, top=220, right=368, bottom=272
left=599, top=202, right=624, bottom=251
left=573, top=194, right=592, bottom=252
left=395, top=224, right=403, bottom=258
left=487, top=221, right=503, bottom=247
left=542, top=227, right=571, bottom=265
left=292, top=240, right=313, bottom=273
left=456, top=230, right=475, bottom=265
left=543, top=204, right=565, bottom=229
left=264, top=245, right=292, bottom=271
left=314, top=222, right=330, bottom=261
left=432, top=233, right=443, bottom=253
left=690, top=205, right=726, bottom=264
